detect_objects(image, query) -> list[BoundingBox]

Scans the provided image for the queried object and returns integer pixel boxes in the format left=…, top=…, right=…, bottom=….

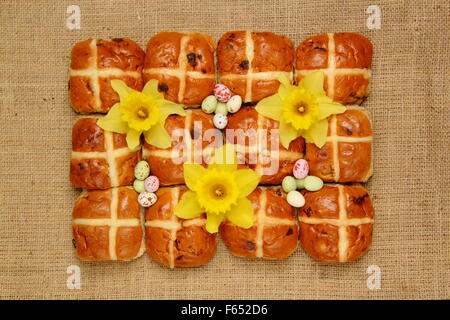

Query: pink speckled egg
left=144, top=175, right=160, bottom=193
left=138, top=192, right=157, bottom=208
left=213, top=83, right=232, bottom=102
left=293, top=159, right=309, bottom=179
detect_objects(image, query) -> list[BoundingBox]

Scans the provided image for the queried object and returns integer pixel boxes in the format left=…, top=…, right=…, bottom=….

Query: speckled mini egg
left=282, top=176, right=297, bottom=193
left=213, top=83, right=232, bottom=102
left=144, top=175, right=160, bottom=193
left=293, top=159, right=309, bottom=179
left=133, top=179, right=145, bottom=193
left=215, top=102, right=228, bottom=115
left=134, top=161, right=150, bottom=180
left=138, top=192, right=157, bottom=207
left=213, top=113, right=228, bottom=129
left=287, top=190, right=305, bottom=208
left=304, top=176, right=324, bottom=192
left=201, top=95, right=218, bottom=114
left=226, top=95, right=242, bottom=113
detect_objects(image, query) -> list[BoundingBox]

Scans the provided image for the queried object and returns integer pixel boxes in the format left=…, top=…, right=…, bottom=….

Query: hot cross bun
left=72, top=187, right=145, bottom=261
left=305, top=106, right=373, bottom=183
left=69, top=38, right=145, bottom=113
left=225, top=106, right=304, bottom=184
left=220, top=187, right=298, bottom=259
left=218, top=31, right=294, bottom=103
left=143, top=32, right=216, bottom=106
left=145, top=186, right=217, bottom=268
left=142, top=109, right=222, bottom=185
left=299, top=184, right=374, bottom=262
left=70, top=118, right=141, bottom=190
left=295, top=32, right=373, bottom=105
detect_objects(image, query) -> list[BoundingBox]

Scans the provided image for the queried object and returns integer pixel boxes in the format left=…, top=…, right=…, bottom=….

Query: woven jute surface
left=0, top=0, right=448, bottom=300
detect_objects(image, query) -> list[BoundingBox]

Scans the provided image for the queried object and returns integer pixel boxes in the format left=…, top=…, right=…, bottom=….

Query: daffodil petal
left=317, top=100, right=346, bottom=120
left=159, top=102, right=186, bottom=122
left=299, top=70, right=326, bottom=95
left=110, top=79, right=134, bottom=101
left=96, top=103, right=129, bottom=133
left=205, top=212, right=225, bottom=233
left=255, top=94, right=283, bottom=121
left=126, top=129, right=141, bottom=150
left=174, top=190, right=204, bottom=219
left=226, top=197, right=254, bottom=229
left=143, top=122, right=171, bottom=149
left=279, top=120, right=299, bottom=149
left=278, top=72, right=292, bottom=87
left=142, top=79, right=164, bottom=99
left=306, top=118, right=328, bottom=148
left=301, top=129, right=313, bottom=144
left=235, top=169, right=260, bottom=197
left=210, top=144, right=237, bottom=172
left=183, top=163, right=207, bottom=191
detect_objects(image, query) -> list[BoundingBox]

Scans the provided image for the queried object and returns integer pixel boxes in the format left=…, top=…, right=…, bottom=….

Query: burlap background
left=0, top=0, right=448, bottom=300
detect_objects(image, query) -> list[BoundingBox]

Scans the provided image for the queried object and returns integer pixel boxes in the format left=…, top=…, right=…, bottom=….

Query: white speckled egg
left=213, top=113, right=228, bottom=129
left=134, top=161, right=150, bottom=180
left=144, top=175, right=160, bottom=193
left=293, top=159, right=309, bottom=179
left=138, top=192, right=157, bottom=207
left=133, top=179, right=145, bottom=193
left=201, top=95, right=218, bottom=114
left=226, top=95, right=242, bottom=113
left=287, top=190, right=305, bottom=208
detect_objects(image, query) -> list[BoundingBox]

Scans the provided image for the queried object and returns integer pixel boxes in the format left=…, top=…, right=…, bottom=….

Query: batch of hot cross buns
left=69, top=31, right=375, bottom=268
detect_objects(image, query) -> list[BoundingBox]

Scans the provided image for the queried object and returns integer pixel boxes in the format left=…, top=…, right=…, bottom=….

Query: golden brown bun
left=143, top=32, right=216, bottom=106
left=299, top=184, right=374, bottom=262
left=305, top=106, right=372, bottom=182
left=69, top=38, right=145, bottom=113
left=142, top=109, right=221, bottom=185
left=70, top=118, right=141, bottom=190
left=72, top=187, right=144, bottom=261
left=218, top=31, right=294, bottom=103
left=226, top=106, right=304, bottom=184
left=145, top=186, right=217, bottom=268
left=220, top=187, right=298, bottom=259
left=295, top=33, right=373, bottom=105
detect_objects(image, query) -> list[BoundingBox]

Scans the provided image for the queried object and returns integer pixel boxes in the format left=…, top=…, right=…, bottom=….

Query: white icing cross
left=298, top=184, right=374, bottom=262
left=219, top=31, right=293, bottom=103
left=73, top=187, right=145, bottom=261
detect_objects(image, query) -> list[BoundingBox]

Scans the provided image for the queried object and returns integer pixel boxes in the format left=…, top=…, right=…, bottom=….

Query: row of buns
left=73, top=184, right=374, bottom=266
left=71, top=105, right=372, bottom=189
left=69, top=31, right=372, bottom=113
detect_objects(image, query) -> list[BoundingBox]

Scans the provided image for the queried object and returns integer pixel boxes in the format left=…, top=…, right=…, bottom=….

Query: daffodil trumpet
left=255, top=71, right=346, bottom=149
left=174, top=144, right=260, bottom=233
left=97, top=79, right=186, bottom=150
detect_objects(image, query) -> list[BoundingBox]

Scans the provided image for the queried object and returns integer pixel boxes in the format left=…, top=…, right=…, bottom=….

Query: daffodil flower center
left=296, top=102, right=308, bottom=114
left=212, top=185, right=226, bottom=198
left=196, top=169, right=239, bottom=215
left=282, top=88, right=320, bottom=131
left=136, top=107, right=149, bottom=119
left=119, top=92, right=160, bottom=132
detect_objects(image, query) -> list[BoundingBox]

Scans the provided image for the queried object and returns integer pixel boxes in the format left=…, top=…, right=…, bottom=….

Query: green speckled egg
left=134, top=160, right=150, bottom=180
left=133, top=179, right=145, bottom=193
left=201, top=95, right=218, bottom=114
left=214, top=102, right=228, bottom=115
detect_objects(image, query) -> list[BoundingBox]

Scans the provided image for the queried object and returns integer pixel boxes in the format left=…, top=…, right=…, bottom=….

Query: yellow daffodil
left=174, top=144, right=260, bottom=233
left=97, top=80, right=185, bottom=150
left=255, top=71, right=346, bottom=148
